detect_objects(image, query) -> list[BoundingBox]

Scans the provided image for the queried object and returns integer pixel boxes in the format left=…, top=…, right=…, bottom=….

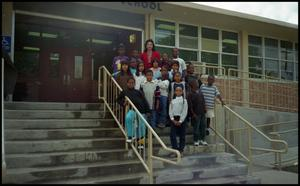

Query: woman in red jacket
left=140, top=39, right=161, bottom=70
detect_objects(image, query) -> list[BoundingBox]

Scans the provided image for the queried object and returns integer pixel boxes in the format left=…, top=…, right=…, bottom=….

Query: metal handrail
left=223, top=104, right=288, bottom=154
left=2, top=58, right=6, bottom=178
left=270, top=128, right=298, bottom=135
left=98, top=66, right=181, bottom=184
left=227, top=120, right=298, bottom=132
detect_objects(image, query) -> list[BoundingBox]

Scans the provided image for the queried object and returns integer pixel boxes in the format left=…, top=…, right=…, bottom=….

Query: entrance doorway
left=14, top=14, right=142, bottom=102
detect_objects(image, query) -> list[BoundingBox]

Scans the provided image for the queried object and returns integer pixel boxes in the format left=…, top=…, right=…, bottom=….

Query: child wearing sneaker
left=117, top=78, right=150, bottom=146
left=169, top=86, right=188, bottom=155
left=187, top=80, right=207, bottom=146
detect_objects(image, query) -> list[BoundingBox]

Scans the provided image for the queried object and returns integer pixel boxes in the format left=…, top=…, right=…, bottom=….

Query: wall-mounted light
left=86, top=38, right=112, bottom=45
left=129, top=34, right=136, bottom=44
left=28, top=32, right=40, bottom=37
left=23, top=46, right=40, bottom=51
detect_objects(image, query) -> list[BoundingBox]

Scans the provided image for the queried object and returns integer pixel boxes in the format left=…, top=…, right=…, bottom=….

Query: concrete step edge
left=6, top=159, right=142, bottom=174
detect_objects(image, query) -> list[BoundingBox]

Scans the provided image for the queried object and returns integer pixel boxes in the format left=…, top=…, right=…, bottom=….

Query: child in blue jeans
left=117, top=78, right=150, bottom=148
left=157, top=65, right=170, bottom=128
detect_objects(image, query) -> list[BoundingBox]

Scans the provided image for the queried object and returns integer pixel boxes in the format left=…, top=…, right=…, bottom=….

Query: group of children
left=114, top=43, right=225, bottom=156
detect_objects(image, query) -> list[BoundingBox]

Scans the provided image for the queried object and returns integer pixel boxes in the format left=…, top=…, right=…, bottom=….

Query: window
left=222, top=54, right=238, bottom=73
left=222, top=31, right=238, bottom=54
left=49, top=53, right=60, bottom=78
left=222, top=31, right=238, bottom=75
left=155, top=20, right=175, bottom=46
left=201, top=27, right=219, bottom=52
left=249, top=35, right=262, bottom=57
left=156, top=46, right=173, bottom=58
left=201, top=52, right=218, bottom=66
left=265, top=59, right=279, bottom=78
left=14, top=49, right=40, bottom=77
left=265, top=38, right=278, bottom=59
left=74, top=56, right=83, bottom=79
left=249, top=57, right=263, bottom=75
left=179, top=49, right=198, bottom=61
left=179, top=24, right=198, bottom=49
left=280, top=40, right=294, bottom=80
left=280, top=41, right=293, bottom=61
left=295, top=43, right=298, bottom=80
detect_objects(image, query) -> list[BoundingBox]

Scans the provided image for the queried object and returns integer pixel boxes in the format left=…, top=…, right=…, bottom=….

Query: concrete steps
left=4, top=119, right=115, bottom=129
left=4, top=102, right=105, bottom=110
left=5, top=128, right=123, bottom=140
left=4, top=160, right=145, bottom=184
left=4, top=110, right=106, bottom=119
left=3, top=101, right=260, bottom=184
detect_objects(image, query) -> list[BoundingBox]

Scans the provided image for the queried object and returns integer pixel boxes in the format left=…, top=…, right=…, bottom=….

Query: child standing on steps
left=140, top=70, right=160, bottom=128
left=188, top=80, right=207, bottom=146
left=169, top=86, right=188, bottom=157
left=117, top=77, right=150, bottom=149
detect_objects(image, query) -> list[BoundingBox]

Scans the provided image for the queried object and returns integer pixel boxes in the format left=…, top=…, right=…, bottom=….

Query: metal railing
left=228, top=68, right=298, bottom=113
left=269, top=128, right=298, bottom=169
left=2, top=58, right=6, bottom=178
left=189, top=62, right=298, bottom=113
left=214, top=102, right=289, bottom=172
left=98, top=66, right=181, bottom=184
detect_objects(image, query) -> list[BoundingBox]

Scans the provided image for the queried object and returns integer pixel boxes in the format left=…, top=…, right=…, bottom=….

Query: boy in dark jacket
left=117, top=77, right=150, bottom=148
left=187, top=80, right=207, bottom=146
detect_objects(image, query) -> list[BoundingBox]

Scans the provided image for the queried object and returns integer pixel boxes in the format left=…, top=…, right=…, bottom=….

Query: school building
left=2, top=2, right=298, bottom=111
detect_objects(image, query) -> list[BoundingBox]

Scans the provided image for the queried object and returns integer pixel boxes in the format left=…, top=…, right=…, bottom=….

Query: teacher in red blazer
left=140, top=39, right=161, bottom=70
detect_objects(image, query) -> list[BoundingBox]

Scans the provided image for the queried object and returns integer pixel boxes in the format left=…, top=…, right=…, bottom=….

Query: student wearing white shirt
left=169, top=86, right=188, bottom=157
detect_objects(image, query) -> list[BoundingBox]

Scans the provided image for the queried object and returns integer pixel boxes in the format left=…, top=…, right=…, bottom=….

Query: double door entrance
left=39, top=48, right=93, bottom=102
left=14, top=13, right=142, bottom=102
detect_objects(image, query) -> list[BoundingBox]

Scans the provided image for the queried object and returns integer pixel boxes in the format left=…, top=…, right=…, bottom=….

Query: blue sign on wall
left=2, top=36, right=11, bottom=53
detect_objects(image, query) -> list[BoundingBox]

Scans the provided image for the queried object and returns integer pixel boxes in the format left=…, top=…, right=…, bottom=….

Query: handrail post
left=248, top=126, right=253, bottom=175
left=103, top=68, right=107, bottom=114
left=2, top=58, right=6, bottom=178
left=148, top=127, right=153, bottom=184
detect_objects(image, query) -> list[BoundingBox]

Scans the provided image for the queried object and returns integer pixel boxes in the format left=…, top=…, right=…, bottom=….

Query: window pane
left=202, top=27, right=219, bottom=52
left=248, top=35, right=262, bottom=57
left=14, top=50, right=40, bottom=77
left=49, top=53, right=60, bottom=78
left=179, top=50, right=198, bottom=61
left=156, top=46, right=172, bottom=58
left=280, top=40, right=293, bottom=60
left=74, top=56, right=83, bottom=79
left=295, top=63, right=298, bottom=80
left=222, top=54, right=237, bottom=75
left=265, top=59, right=279, bottom=78
left=249, top=57, right=263, bottom=76
left=179, top=24, right=198, bottom=37
left=201, top=52, right=218, bottom=65
left=281, top=61, right=294, bottom=80
left=295, top=43, right=298, bottom=62
left=179, top=24, right=198, bottom=48
left=155, top=20, right=175, bottom=46
left=222, top=31, right=238, bottom=54
left=265, top=38, right=278, bottom=59
left=179, top=36, right=198, bottom=49
left=222, top=54, right=237, bottom=67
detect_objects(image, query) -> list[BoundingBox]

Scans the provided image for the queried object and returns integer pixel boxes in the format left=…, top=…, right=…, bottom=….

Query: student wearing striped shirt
left=200, top=75, right=225, bottom=135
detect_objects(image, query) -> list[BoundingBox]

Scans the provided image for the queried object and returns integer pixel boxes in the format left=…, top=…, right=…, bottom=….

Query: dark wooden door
left=39, top=48, right=93, bottom=102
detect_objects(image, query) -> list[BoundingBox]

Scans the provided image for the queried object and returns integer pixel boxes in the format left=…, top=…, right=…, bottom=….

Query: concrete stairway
left=3, top=102, right=260, bottom=184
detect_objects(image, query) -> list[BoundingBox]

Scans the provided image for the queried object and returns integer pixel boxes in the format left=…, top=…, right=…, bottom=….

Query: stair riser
left=4, top=102, right=104, bottom=110
left=5, top=139, right=125, bottom=154
left=4, top=119, right=115, bottom=129
left=154, top=135, right=216, bottom=146
left=4, top=110, right=106, bottom=119
left=5, top=129, right=123, bottom=140
left=154, top=164, right=248, bottom=184
left=6, top=151, right=135, bottom=169
left=4, top=163, right=145, bottom=184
